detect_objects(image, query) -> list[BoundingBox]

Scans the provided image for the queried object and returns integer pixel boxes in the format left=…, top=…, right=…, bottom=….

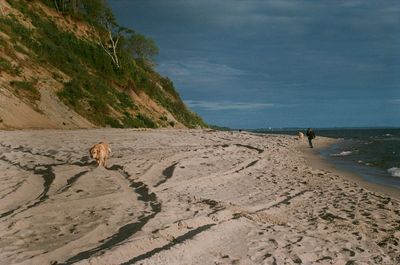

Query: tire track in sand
left=60, top=164, right=162, bottom=265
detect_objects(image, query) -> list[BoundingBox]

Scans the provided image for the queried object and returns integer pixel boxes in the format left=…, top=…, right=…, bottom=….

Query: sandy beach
left=0, top=129, right=399, bottom=265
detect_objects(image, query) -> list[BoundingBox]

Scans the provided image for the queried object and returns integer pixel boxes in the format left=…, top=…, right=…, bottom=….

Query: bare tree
left=50, top=0, right=124, bottom=68
left=48, top=0, right=157, bottom=69
left=53, top=0, right=81, bottom=13
left=53, top=0, right=60, bottom=12
left=97, top=25, right=121, bottom=68
left=94, top=7, right=135, bottom=69
left=94, top=7, right=121, bottom=68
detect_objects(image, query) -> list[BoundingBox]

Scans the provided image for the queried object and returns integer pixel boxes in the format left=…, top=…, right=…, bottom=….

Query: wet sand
left=0, top=129, right=399, bottom=265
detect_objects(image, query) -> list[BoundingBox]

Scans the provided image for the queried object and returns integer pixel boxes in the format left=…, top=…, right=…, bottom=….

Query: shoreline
left=300, top=136, right=400, bottom=200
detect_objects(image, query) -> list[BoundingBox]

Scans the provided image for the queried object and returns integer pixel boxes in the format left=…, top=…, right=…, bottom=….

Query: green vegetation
left=2, top=0, right=206, bottom=128
left=122, top=112, right=158, bottom=128
left=0, top=57, right=21, bottom=76
left=10, top=80, right=40, bottom=103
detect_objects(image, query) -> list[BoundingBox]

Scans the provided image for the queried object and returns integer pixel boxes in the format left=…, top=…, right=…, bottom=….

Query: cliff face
left=0, top=0, right=206, bottom=129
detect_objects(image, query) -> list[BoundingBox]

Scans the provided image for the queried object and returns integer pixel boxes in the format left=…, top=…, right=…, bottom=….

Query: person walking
left=306, top=128, right=316, bottom=148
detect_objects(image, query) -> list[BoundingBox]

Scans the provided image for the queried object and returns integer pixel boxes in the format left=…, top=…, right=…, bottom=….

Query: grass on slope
left=1, top=0, right=206, bottom=128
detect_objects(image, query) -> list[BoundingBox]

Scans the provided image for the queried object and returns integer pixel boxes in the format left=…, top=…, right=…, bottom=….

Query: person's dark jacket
left=306, top=130, right=315, bottom=139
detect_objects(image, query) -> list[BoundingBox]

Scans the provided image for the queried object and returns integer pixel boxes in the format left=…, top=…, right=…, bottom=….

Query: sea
left=255, top=128, right=400, bottom=190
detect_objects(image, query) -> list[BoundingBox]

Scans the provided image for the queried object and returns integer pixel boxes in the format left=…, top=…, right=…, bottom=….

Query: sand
left=0, top=129, right=399, bottom=265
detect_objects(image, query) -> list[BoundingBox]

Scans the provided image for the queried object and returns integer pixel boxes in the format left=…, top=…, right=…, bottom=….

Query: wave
left=331, top=151, right=352, bottom=157
left=388, top=167, right=400, bottom=177
left=357, top=160, right=372, bottom=166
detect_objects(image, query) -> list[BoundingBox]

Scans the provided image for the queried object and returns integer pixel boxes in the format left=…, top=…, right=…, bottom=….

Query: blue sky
left=108, top=0, right=400, bottom=129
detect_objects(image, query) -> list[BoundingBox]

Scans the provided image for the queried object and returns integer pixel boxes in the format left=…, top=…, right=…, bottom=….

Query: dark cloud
left=108, top=0, right=400, bottom=128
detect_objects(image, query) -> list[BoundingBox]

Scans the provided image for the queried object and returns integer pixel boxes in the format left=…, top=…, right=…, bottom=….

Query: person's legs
left=308, top=138, right=313, bottom=148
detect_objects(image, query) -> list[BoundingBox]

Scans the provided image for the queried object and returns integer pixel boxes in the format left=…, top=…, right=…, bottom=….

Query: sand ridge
left=0, top=129, right=399, bottom=264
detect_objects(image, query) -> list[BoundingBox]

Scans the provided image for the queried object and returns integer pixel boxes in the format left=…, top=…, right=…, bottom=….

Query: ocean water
left=256, top=128, right=400, bottom=189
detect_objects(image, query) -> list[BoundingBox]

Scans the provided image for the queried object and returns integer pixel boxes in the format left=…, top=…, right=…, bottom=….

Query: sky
left=108, top=0, right=400, bottom=129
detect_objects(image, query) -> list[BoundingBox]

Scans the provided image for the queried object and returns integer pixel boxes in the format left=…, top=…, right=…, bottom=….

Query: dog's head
left=90, top=146, right=99, bottom=159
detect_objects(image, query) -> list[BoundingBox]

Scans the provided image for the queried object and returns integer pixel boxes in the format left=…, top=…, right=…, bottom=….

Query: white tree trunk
left=93, top=25, right=121, bottom=68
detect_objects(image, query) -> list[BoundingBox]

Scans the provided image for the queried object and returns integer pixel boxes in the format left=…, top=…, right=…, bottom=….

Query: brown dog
left=89, top=142, right=111, bottom=167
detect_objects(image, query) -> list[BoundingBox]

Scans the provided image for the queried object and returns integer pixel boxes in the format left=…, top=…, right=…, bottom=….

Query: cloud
left=134, top=0, right=314, bottom=36
left=185, top=100, right=275, bottom=111
left=110, top=0, right=400, bottom=128
left=159, top=59, right=247, bottom=77
left=171, top=0, right=308, bottom=13
left=157, top=58, right=248, bottom=86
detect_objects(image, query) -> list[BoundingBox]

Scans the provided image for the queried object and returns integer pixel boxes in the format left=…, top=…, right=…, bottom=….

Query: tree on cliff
left=50, top=0, right=122, bottom=68
left=48, top=0, right=158, bottom=69
left=95, top=5, right=125, bottom=68
left=94, top=7, right=159, bottom=69
left=53, top=0, right=81, bottom=13
left=127, top=34, right=159, bottom=65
